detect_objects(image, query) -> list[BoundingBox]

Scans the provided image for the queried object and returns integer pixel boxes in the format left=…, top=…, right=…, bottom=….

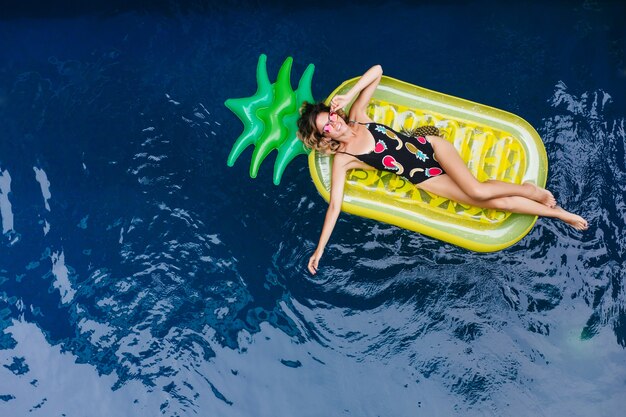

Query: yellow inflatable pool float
left=226, top=55, right=548, bottom=252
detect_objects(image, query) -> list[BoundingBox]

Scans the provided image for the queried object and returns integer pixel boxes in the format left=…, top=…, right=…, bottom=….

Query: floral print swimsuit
left=339, top=122, right=445, bottom=184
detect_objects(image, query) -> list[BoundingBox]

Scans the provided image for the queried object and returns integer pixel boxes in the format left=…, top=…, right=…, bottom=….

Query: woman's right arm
left=308, top=159, right=349, bottom=275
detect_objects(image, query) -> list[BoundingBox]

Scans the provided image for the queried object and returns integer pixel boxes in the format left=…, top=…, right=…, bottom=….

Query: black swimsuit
left=339, top=122, right=445, bottom=184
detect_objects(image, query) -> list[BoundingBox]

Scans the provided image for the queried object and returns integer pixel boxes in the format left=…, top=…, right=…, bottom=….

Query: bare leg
left=418, top=174, right=588, bottom=230
left=427, top=136, right=556, bottom=207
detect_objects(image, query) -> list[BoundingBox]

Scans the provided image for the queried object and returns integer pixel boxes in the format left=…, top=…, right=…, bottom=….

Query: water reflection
left=1, top=13, right=625, bottom=417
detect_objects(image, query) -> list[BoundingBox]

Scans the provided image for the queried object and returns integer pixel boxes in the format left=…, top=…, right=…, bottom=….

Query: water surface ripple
left=1, top=2, right=625, bottom=416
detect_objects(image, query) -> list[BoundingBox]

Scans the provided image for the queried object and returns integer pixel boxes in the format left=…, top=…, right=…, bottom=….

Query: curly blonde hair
left=296, top=102, right=349, bottom=154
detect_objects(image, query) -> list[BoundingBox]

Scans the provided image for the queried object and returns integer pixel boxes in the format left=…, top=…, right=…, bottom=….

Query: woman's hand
left=308, top=249, right=324, bottom=275
left=330, top=94, right=351, bottom=112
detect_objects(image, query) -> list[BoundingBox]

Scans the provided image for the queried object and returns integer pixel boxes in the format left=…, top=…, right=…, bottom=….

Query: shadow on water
left=543, top=81, right=626, bottom=345
left=0, top=0, right=472, bottom=20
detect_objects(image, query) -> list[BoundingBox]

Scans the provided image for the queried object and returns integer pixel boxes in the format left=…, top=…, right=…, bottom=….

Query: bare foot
left=555, top=206, right=588, bottom=231
left=524, top=182, right=556, bottom=208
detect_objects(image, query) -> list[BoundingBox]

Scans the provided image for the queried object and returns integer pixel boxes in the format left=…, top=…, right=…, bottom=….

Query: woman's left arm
left=330, top=65, right=383, bottom=121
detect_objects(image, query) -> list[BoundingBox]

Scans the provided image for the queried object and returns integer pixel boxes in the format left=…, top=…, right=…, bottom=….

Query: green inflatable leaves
left=225, top=54, right=315, bottom=185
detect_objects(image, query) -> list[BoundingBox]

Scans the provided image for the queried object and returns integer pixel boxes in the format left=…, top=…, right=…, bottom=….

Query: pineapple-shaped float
left=225, top=55, right=548, bottom=252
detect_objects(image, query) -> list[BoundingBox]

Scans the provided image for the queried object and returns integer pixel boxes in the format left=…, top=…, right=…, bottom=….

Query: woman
left=297, top=65, right=588, bottom=275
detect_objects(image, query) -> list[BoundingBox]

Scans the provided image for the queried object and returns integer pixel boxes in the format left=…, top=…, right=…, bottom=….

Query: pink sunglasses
left=322, top=111, right=338, bottom=133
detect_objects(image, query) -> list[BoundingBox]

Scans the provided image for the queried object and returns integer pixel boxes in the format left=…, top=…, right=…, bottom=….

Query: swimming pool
left=1, top=1, right=625, bottom=416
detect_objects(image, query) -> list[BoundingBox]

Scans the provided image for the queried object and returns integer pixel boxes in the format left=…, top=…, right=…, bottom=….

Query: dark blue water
left=1, top=1, right=625, bottom=416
